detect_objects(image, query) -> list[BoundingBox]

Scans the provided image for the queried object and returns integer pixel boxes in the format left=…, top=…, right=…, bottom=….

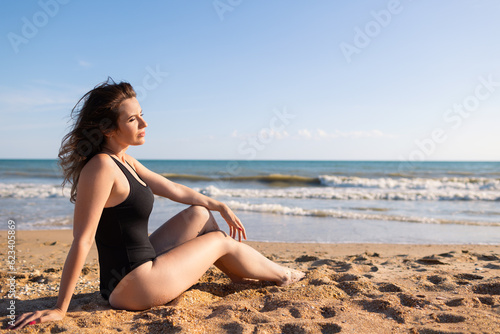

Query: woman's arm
left=127, top=155, right=220, bottom=208
left=9, top=155, right=115, bottom=329
left=128, top=155, right=247, bottom=241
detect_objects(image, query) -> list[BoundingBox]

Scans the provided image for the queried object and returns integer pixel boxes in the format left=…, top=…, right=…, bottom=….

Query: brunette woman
left=10, top=79, right=304, bottom=330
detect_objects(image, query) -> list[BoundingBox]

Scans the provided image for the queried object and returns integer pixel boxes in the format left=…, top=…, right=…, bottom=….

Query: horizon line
left=0, top=158, right=499, bottom=163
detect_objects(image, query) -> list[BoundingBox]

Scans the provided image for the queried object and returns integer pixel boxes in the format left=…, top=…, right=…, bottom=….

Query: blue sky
left=1, top=0, right=499, bottom=160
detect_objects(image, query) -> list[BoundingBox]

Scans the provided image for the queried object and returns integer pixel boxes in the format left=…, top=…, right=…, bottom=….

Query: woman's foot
left=277, top=268, right=305, bottom=286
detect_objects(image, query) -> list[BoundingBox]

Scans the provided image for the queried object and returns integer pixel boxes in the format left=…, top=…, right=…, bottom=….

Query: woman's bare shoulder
left=75, top=154, right=116, bottom=201
left=80, top=153, right=116, bottom=178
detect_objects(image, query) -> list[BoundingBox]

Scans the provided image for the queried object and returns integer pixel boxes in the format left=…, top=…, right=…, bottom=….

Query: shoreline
left=3, top=229, right=500, bottom=256
left=3, top=227, right=500, bottom=245
left=1, top=230, right=500, bottom=333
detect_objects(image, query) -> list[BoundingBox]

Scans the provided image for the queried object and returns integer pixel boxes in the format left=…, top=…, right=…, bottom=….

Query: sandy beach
left=1, top=230, right=499, bottom=333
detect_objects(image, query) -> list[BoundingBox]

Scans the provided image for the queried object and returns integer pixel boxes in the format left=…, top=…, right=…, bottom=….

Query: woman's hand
left=7, top=308, right=65, bottom=330
left=218, top=203, right=247, bottom=242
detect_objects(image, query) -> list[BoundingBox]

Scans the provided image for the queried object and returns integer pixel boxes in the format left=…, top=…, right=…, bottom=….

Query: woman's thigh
left=109, top=230, right=233, bottom=310
left=149, top=205, right=220, bottom=255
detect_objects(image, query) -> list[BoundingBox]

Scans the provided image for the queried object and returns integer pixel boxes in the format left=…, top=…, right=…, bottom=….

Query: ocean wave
left=162, top=173, right=320, bottom=185
left=161, top=173, right=214, bottom=181
left=226, top=200, right=500, bottom=227
left=4, top=174, right=500, bottom=202
left=0, top=183, right=69, bottom=199
left=318, top=175, right=500, bottom=191
left=199, top=185, right=500, bottom=201
left=161, top=172, right=500, bottom=191
left=1, top=171, right=61, bottom=179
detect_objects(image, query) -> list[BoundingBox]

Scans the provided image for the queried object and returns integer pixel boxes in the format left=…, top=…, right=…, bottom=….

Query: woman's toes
left=278, top=269, right=305, bottom=286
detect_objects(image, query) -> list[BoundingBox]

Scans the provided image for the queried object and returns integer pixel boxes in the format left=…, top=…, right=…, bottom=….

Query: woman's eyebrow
left=127, top=110, right=143, bottom=119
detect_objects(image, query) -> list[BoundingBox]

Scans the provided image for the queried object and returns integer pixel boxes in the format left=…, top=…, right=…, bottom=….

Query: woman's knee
left=188, top=205, right=220, bottom=232
left=188, top=205, right=211, bottom=220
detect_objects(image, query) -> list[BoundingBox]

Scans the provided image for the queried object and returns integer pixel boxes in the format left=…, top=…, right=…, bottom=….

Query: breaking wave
left=225, top=201, right=500, bottom=226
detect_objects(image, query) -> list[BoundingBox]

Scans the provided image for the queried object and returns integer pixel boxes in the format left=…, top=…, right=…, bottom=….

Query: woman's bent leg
left=109, top=231, right=302, bottom=310
left=149, top=205, right=219, bottom=255
left=149, top=205, right=248, bottom=282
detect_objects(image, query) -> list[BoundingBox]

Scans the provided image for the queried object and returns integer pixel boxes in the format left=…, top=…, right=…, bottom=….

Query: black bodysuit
left=95, top=155, right=156, bottom=300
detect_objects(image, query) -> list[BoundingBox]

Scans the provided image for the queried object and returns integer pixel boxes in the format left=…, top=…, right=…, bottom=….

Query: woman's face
left=112, top=97, right=148, bottom=146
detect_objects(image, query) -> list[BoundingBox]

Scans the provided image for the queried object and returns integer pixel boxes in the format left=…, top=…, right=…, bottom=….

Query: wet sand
left=1, top=230, right=499, bottom=333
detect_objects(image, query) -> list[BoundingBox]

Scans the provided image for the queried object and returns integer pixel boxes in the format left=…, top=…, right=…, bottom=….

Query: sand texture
left=1, top=230, right=500, bottom=333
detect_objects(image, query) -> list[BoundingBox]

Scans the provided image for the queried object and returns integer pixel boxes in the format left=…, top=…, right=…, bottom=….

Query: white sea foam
left=200, top=184, right=500, bottom=201
left=3, top=175, right=500, bottom=202
left=318, top=175, right=500, bottom=191
left=0, top=183, right=70, bottom=199
left=225, top=200, right=500, bottom=226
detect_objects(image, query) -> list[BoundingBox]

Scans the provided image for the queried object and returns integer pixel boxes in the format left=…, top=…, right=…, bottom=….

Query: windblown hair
left=58, top=78, right=136, bottom=203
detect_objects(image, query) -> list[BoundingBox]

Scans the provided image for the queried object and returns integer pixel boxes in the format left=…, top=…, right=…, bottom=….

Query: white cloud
left=0, top=83, right=85, bottom=135
left=274, top=130, right=289, bottom=140
left=231, top=128, right=289, bottom=141
left=0, top=87, right=76, bottom=113
left=297, top=128, right=397, bottom=140
left=317, top=129, right=330, bottom=139
left=0, top=82, right=84, bottom=113
left=78, top=59, right=92, bottom=68
left=298, top=129, right=312, bottom=139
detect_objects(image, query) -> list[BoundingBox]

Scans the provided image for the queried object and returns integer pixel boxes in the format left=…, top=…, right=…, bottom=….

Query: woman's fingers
left=231, top=219, right=245, bottom=242
left=219, top=204, right=247, bottom=242
left=234, top=216, right=247, bottom=241
left=9, top=308, right=64, bottom=330
left=230, top=225, right=235, bottom=239
left=240, top=225, right=247, bottom=241
left=235, top=216, right=247, bottom=241
left=8, top=312, right=37, bottom=330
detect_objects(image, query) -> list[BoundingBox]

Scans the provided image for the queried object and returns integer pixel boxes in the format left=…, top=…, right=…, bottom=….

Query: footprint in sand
left=472, top=282, right=500, bottom=295
left=318, top=323, right=342, bottom=334
left=320, top=306, right=336, bottom=318
left=431, top=312, right=467, bottom=323
left=378, top=282, right=403, bottom=293
left=399, top=293, right=429, bottom=308
left=359, top=299, right=407, bottom=324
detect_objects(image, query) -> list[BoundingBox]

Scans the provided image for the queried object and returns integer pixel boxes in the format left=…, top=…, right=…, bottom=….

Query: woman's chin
left=132, top=139, right=146, bottom=146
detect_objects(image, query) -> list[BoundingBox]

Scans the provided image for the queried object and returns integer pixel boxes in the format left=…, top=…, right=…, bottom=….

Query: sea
left=1, top=159, right=499, bottom=244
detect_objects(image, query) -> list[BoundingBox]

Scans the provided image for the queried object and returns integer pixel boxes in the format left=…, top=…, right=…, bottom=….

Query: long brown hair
left=58, top=78, right=136, bottom=203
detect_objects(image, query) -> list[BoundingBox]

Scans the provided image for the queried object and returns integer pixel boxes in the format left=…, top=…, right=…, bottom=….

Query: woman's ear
left=99, top=118, right=115, bottom=138
left=103, top=130, right=115, bottom=139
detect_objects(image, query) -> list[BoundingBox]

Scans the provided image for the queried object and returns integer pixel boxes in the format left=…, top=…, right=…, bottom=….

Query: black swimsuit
left=95, top=155, right=156, bottom=300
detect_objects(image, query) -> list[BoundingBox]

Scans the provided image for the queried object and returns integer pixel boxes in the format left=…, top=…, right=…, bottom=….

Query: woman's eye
left=128, top=114, right=143, bottom=122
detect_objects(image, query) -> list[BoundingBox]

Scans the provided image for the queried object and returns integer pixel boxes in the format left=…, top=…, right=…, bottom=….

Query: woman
left=10, top=79, right=304, bottom=330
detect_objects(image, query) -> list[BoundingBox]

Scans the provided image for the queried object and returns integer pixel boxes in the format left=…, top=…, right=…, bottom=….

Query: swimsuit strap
left=107, top=154, right=147, bottom=187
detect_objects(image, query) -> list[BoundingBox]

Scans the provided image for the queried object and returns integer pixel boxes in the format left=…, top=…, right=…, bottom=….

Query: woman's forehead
left=118, top=97, right=141, bottom=117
